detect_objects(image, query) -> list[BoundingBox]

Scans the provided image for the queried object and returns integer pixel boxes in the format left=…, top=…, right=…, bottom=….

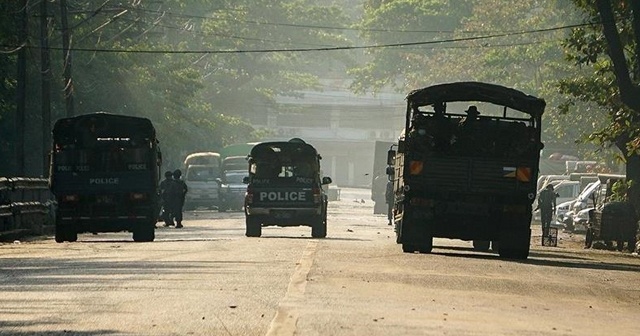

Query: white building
left=254, top=88, right=405, bottom=187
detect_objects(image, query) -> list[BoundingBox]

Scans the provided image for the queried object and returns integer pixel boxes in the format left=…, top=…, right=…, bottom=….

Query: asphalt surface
left=1, top=188, right=639, bottom=336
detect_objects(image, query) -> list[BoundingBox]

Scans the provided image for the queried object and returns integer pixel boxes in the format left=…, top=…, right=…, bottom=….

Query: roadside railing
left=0, top=177, right=54, bottom=240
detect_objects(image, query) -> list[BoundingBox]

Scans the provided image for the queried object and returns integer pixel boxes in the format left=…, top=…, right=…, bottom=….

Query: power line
left=121, top=5, right=589, bottom=35
left=1, top=21, right=591, bottom=55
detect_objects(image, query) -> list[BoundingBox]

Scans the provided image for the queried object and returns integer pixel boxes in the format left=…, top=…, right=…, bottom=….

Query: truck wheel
left=585, top=228, right=593, bottom=248
left=472, top=240, right=490, bottom=251
left=311, top=215, right=327, bottom=238
left=54, top=226, right=67, bottom=243
left=418, top=238, right=433, bottom=254
left=498, top=247, right=528, bottom=260
left=245, top=216, right=261, bottom=237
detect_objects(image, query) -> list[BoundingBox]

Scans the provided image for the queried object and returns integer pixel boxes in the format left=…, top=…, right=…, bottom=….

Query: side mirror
left=385, top=166, right=394, bottom=176
left=322, top=176, right=332, bottom=185
left=387, top=150, right=396, bottom=166
left=243, top=176, right=249, bottom=184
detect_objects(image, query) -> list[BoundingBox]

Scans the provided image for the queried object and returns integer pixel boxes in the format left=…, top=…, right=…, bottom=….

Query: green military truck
left=244, top=139, right=332, bottom=238
left=389, top=82, right=545, bottom=259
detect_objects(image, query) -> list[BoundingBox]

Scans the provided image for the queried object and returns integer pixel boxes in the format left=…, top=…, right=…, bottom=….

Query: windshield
left=54, top=145, right=152, bottom=172
left=224, top=172, right=247, bottom=184
left=186, top=166, right=220, bottom=181
left=555, top=183, right=577, bottom=198
left=577, top=181, right=600, bottom=201
left=251, top=160, right=317, bottom=179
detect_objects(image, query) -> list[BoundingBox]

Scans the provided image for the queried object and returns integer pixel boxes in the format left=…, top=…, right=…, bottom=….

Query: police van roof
left=250, top=141, right=318, bottom=159
left=53, top=112, right=156, bottom=140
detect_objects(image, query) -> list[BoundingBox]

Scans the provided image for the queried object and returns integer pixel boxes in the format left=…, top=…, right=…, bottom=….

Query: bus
left=49, top=112, right=162, bottom=242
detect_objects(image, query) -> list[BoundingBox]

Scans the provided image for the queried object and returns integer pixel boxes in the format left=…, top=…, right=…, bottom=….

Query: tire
left=54, top=225, right=67, bottom=243
left=54, top=218, right=76, bottom=243
left=311, top=215, right=327, bottom=238
left=402, top=243, right=416, bottom=253
left=490, top=240, right=500, bottom=253
left=498, top=247, right=528, bottom=260
left=133, top=221, right=155, bottom=242
left=67, top=231, right=78, bottom=242
left=584, top=228, right=593, bottom=248
left=418, top=239, right=433, bottom=254
left=245, top=216, right=261, bottom=237
left=472, top=240, right=490, bottom=251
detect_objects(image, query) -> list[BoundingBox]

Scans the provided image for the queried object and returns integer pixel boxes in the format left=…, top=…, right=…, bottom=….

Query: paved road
left=1, top=188, right=639, bottom=335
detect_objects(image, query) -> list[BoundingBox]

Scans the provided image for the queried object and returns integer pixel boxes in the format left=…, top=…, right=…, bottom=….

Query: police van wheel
left=67, top=231, right=78, bottom=242
left=54, top=229, right=66, bottom=243
left=55, top=219, right=76, bottom=243
left=246, top=216, right=261, bottom=237
left=402, top=243, right=416, bottom=253
left=311, top=216, right=327, bottom=238
left=133, top=222, right=155, bottom=242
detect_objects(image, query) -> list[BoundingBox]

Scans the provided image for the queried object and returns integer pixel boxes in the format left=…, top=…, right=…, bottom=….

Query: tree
left=351, top=0, right=600, bottom=158
left=0, top=0, right=353, bottom=173
left=561, top=0, right=640, bottom=212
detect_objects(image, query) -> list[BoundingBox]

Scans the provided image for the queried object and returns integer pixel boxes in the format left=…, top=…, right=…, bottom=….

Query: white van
left=184, top=164, right=220, bottom=210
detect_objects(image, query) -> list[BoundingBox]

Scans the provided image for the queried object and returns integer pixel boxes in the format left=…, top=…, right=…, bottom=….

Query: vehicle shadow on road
left=430, top=245, right=640, bottom=273
left=251, top=235, right=371, bottom=242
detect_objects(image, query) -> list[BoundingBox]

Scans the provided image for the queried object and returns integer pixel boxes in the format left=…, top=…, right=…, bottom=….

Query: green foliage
left=352, top=0, right=604, bottom=159
left=560, top=0, right=640, bottom=157
left=610, top=178, right=632, bottom=202
left=1, top=0, right=353, bottom=173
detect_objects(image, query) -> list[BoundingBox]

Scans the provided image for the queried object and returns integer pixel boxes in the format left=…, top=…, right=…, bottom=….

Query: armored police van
left=244, top=139, right=332, bottom=238
left=49, top=112, right=162, bottom=242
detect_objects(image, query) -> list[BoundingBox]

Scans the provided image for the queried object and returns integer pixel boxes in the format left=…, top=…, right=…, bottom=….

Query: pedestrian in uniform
left=538, top=184, right=557, bottom=236
left=385, top=179, right=394, bottom=225
left=169, top=169, right=188, bottom=228
left=159, top=171, right=174, bottom=226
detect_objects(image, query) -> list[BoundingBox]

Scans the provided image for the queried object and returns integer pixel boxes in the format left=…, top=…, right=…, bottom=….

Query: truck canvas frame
left=390, top=82, right=545, bottom=259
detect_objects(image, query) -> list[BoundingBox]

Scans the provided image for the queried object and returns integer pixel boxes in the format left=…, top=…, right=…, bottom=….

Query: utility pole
left=60, top=0, right=74, bottom=117
left=41, top=0, right=52, bottom=176
left=16, top=0, right=28, bottom=176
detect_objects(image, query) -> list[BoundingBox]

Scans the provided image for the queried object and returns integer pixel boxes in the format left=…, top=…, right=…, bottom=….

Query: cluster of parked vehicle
left=182, top=144, right=257, bottom=212
left=535, top=168, right=637, bottom=252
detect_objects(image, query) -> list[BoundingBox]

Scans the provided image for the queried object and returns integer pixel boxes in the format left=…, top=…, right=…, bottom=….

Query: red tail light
left=246, top=186, right=254, bottom=204
left=130, top=193, right=147, bottom=201
left=313, top=187, right=321, bottom=203
left=62, top=194, right=79, bottom=202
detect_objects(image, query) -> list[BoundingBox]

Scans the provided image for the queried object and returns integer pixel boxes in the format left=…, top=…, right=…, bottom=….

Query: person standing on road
left=537, top=184, right=557, bottom=236
left=385, top=178, right=394, bottom=225
left=169, top=169, right=188, bottom=228
left=159, top=171, right=174, bottom=226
